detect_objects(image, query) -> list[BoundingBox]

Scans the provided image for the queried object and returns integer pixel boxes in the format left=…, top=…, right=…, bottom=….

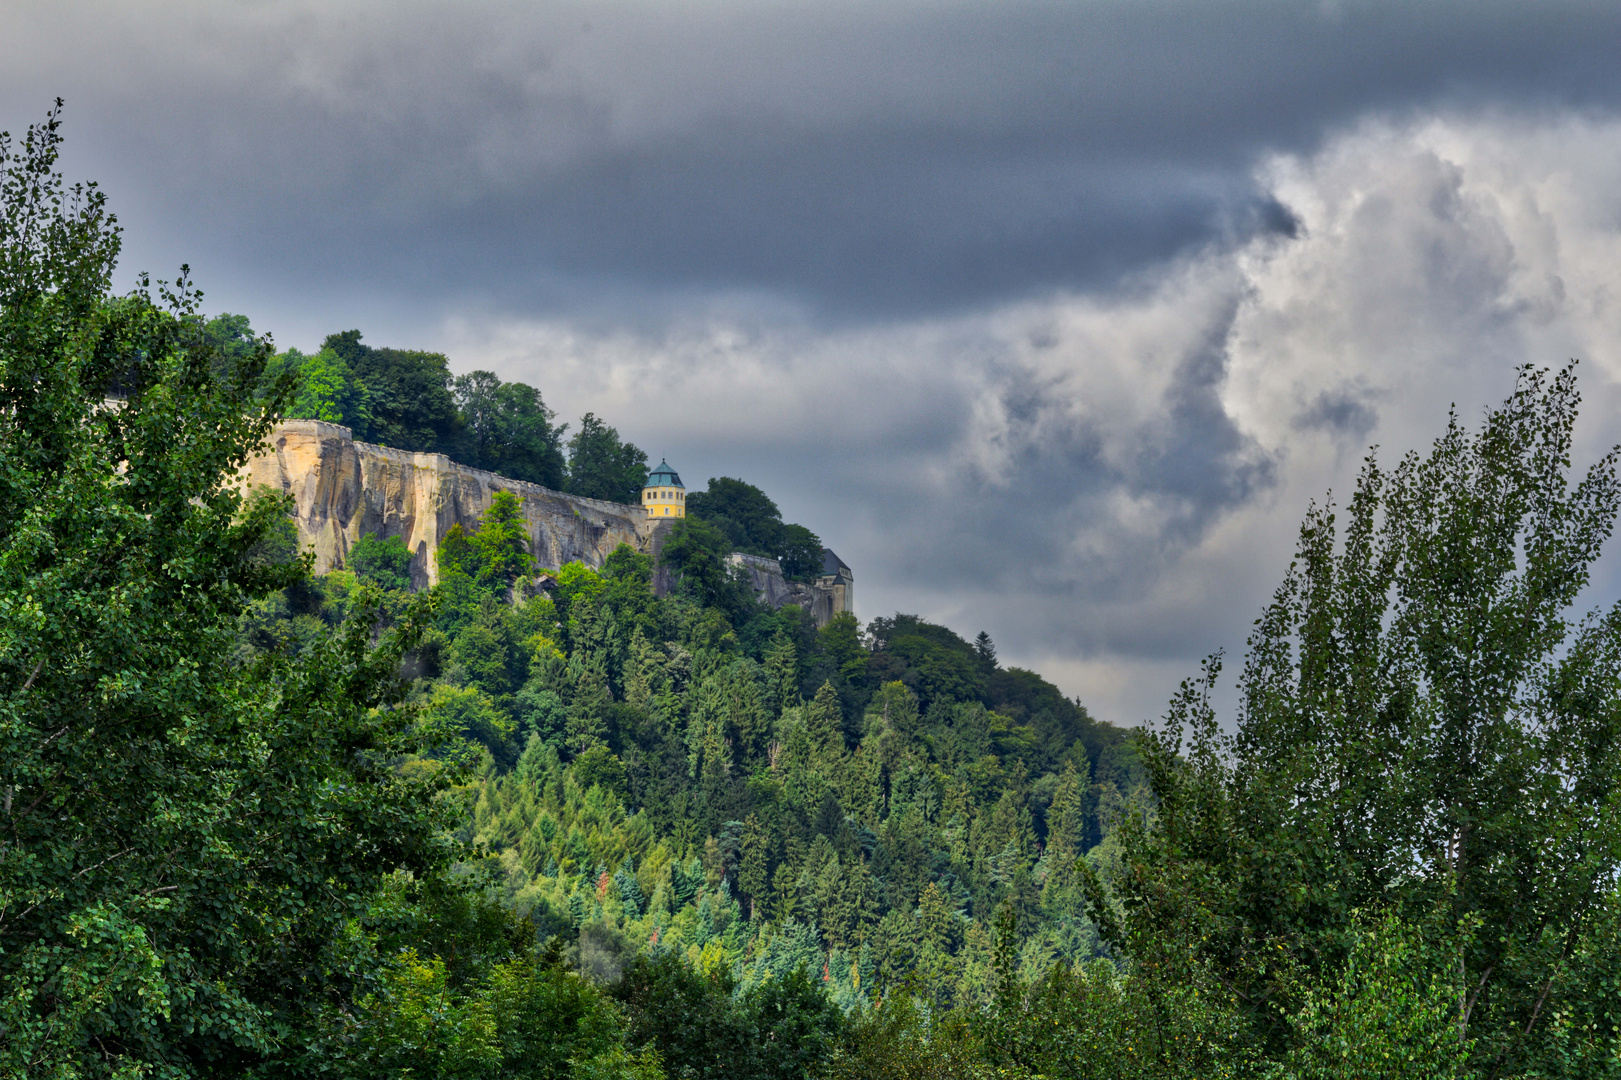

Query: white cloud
left=439, top=111, right=1621, bottom=728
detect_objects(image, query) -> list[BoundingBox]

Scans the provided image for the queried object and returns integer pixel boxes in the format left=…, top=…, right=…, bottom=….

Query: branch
left=1526, top=911, right=1587, bottom=1036
left=1461, top=960, right=1496, bottom=1031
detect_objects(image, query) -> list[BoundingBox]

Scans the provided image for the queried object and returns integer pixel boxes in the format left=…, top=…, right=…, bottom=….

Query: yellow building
left=642, top=459, right=686, bottom=518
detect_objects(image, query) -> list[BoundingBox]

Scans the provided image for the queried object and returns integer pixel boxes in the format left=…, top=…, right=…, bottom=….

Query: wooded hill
left=9, top=102, right=1621, bottom=1080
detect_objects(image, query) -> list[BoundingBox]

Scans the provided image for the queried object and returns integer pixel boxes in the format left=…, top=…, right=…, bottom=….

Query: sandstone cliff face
left=726, top=553, right=839, bottom=626
left=245, top=420, right=648, bottom=587
left=245, top=420, right=854, bottom=626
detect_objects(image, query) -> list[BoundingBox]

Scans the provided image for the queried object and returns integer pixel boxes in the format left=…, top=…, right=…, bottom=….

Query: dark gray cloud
left=6, top=1, right=1621, bottom=724
left=7, top=1, right=1621, bottom=327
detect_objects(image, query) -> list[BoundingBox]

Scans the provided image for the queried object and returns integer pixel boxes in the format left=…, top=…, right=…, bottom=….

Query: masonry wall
left=245, top=420, right=650, bottom=588
left=244, top=419, right=854, bottom=626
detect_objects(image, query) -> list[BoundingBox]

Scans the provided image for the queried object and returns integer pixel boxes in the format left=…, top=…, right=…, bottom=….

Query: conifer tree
left=916, top=881, right=961, bottom=1004
left=739, top=814, right=771, bottom=920
left=1040, top=759, right=1088, bottom=911
left=568, top=664, right=611, bottom=753
left=767, top=863, right=795, bottom=924
left=699, top=720, right=734, bottom=832
left=763, top=628, right=800, bottom=711
left=808, top=681, right=845, bottom=762
left=722, top=660, right=771, bottom=765
left=623, top=624, right=661, bottom=711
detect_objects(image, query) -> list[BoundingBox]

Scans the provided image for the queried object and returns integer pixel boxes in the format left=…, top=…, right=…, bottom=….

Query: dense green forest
left=9, top=104, right=1621, bottom=1079
left=253, top=495, right=1141, bottom=1011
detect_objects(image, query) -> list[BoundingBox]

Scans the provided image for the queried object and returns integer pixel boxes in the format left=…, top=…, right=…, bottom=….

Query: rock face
left=725, top=553, right=842, bottom=626
left=245, top=420, right=649, bottom=588
left=245, top=419, right=856, bottom=625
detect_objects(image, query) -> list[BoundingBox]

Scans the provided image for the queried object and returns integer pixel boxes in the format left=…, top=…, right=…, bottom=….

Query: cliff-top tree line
left=206, top=314, right=826, bottom=578
left=8, top=101, right=1621, bottom=1079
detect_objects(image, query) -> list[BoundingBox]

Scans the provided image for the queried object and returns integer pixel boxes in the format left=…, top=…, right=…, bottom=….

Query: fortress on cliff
left=246, top=419, right=854, bottom=626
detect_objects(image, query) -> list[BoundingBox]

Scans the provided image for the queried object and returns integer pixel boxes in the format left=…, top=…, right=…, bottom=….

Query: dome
left=645, top=459, right=684, bottom=489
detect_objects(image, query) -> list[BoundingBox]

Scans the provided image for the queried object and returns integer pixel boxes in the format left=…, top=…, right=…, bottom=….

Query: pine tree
left=973, top=630, right=997, bottom=669
left=763, top=629, right=800, bottom=711
left=842, top=855, right=882, bottom=947
left=722, top=660, right=771, bottom=766
left=698, top=719, right=733, bottom=832
left=808, top=681, right=845, bottom=763
left=567, top=663, right=610, bottom=753
left=916, top=881, right=960, bottom=1005
left=772, top=861, right=799, bottom=923
left=567, top=591, right=608, bottom=672
left=1041, top=758, right=1089, bottom=912
left=739, top=814, right=771, bottom=920
left=623, top=624, right=662, bottom=711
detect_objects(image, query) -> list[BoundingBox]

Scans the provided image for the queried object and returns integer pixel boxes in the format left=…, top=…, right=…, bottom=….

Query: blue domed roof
left=646, top=459, right=684, bottom=489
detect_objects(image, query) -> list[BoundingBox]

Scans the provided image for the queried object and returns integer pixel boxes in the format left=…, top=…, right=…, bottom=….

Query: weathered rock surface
left=725, top=552, right=840, bottom=625
left=245, top=420, right=649, bottom=588
left=244, top=419, right=855, bottom=624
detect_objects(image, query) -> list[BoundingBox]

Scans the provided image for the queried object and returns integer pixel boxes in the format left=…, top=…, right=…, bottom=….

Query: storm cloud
left=7, top=1, right=1621, bottom=723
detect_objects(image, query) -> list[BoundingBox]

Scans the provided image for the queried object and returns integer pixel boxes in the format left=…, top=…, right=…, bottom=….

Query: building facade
left=642, top=459, right=686, bottom=519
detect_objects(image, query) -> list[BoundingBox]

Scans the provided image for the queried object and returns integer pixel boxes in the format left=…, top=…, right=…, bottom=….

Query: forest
left=7, top=105, right=1621, bottom=1080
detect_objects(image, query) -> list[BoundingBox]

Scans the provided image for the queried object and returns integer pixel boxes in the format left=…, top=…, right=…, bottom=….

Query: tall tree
left=0, top=104, right=458, bottom=1075
left=324, top=330, right=460, bottom=453
left=467, top=489, right=535, bottom=589
left=779, top=523, right=824, bottom=581
left=452, top=370, right=567, bottom=488
left=284, top=345, right=367, bottom=426
left=763, top=630, right=800, bottom=711
left=566, top=412, right=648, bottom=504
left=686, top=477, right=785, bottom=556
left=739, top=814, right=771, bottom=920
left=1102, top=365, right=1621, bottom=1074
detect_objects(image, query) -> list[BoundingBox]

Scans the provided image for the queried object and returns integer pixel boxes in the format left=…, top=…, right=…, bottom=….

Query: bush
left=350, top=531, right=415, bottom=590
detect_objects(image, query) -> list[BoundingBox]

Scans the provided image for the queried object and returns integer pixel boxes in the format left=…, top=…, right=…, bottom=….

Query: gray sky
left=10, top=0, right=1621, bottom=727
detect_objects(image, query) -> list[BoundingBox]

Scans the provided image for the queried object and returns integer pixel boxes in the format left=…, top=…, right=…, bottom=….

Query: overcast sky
left=9, top=0, right=1621, bottom=727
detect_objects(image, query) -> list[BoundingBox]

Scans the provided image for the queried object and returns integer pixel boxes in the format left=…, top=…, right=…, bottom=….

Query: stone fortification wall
left=245, top=420, right=855, bottom=626
left=245, top=419, right=649, bottom=588
left=726, top=552, right=841, bottom=627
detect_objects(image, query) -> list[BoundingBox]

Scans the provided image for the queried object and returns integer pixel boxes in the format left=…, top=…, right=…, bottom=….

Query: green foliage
left=0, top=102, right=463, bottom=1076
left=574, top=745, right=627, bottom=796
left=567, top=412, right=649, bottom=504
left=686, top=477, right=786, bottom=556
left=39, top=97, right=1608, bottom=1080
left=280, top=345, right=369, bottom=425
left=468, top=490, right=536, bottom=588
left=554, top=560, right=606, bottom=617
left=350, top=948, right=663, bottom=1080
left=1097, top=365, right=1621, bottom=1075
left=350, top=531, right=414, bottom=591
left=426, top=683, right=518, bottom=768
left=452, top=369, right=568, bottom=489
left=686, top=476, right=822, bottom=578
left=779, top=523, right=823, bottom=582
left=610, top=952, right=843, bottom=1080
left=325, top=329, right=461, bottom=452
left=1270, top=911, right=1474, bottom=1080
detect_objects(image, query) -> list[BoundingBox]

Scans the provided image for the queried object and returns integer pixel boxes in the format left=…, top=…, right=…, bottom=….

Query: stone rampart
left=726, top=552, right=841, bottom=626
left=244, top=420, right=854, bottom=625
left=245, top=419, right=649, bottom=587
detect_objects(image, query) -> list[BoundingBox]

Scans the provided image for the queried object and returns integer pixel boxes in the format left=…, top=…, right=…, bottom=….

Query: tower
left=642, top=459, right=686, bottom=518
